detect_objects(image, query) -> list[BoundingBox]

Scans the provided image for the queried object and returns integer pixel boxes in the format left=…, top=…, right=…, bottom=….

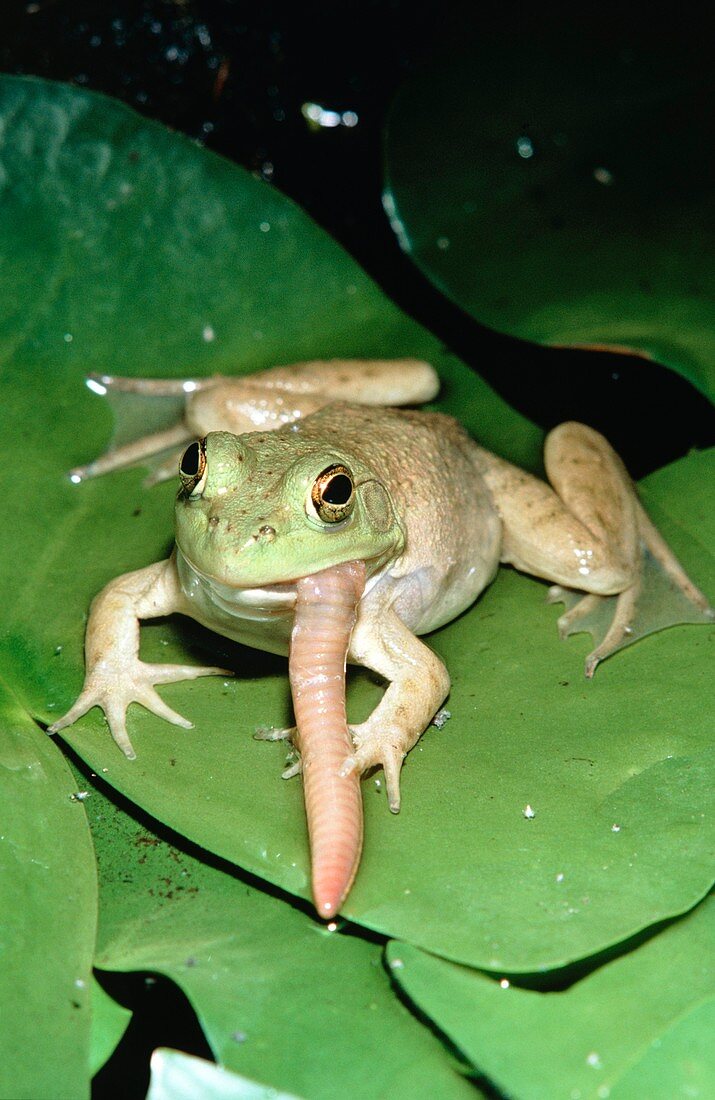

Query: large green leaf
left=0, top=688, right=97, bottom=1099
left=0, top=76, right=711, bottom=976
left=610, top=999, right=715, bottom=1100
left=384, top=28, right=715, bottom=402
left=89, top=976, right=132, bottom=1077
left=84, top=769, right=475, bottom=1099
left=386, top=894, right=715, bottom=1100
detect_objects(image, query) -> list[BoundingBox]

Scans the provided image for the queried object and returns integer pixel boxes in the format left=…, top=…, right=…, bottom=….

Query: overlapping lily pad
left=0, top=76, right=712, bottom=980
left=384, top=27, right=715, bottom=402
left=0, top=690, right=97, bottom=1098
left=85, top=769, right=475, bottom=1099
left=386, top=895, right=715, bottom=1099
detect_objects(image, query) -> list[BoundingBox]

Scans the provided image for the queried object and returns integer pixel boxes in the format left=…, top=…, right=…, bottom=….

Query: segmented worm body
left=289, top=560, right=366, bottom=918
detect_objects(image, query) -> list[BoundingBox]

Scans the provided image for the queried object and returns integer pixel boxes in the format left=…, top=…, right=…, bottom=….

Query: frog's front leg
left=48, top=556, right=229, bottom=758
left=480, top=422, right=713, bottom=676
left=341, top=605, right=450, bottom=812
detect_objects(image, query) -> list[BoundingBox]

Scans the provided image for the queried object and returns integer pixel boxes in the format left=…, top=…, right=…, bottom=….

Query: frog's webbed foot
left=253, top=726, right=302, bottom=779
left=340, top=724, right=406, bottom=814
left=490, top=422, right=712, bottom=676
left=548, top=583, right=639, bottom=677
left=549, top=542, right=713, bottom=677
left=341, top=607, right=451, bottom=814
left=68, top=372, right=210, bottom=484
left=49, top=659, right=231, bottom=759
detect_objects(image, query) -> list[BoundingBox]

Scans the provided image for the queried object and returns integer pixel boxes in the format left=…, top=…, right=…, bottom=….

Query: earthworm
left=289, top=560, right=366, bottom=918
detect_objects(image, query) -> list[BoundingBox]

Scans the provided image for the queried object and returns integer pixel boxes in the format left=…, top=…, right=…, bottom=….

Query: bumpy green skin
left=173, top=404, right=502, bottom=659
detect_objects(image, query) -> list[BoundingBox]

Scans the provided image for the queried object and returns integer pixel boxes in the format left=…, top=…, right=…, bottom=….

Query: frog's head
left=174, top=430, right=404, bottom=590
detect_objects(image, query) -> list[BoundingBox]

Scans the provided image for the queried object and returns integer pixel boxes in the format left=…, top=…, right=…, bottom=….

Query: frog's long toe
left=49, top=659, right=230, bottom=757
left=556, top=594, right=601, bottom=640
left=253, top=725, right=296, bottom=742
left=340, top=737, right=405, bottom=814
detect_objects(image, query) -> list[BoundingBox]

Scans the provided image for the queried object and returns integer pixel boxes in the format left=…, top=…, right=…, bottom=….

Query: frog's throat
left=177, top=545, right=389, bottom=607
left=175, top=545, right=390, bottom=616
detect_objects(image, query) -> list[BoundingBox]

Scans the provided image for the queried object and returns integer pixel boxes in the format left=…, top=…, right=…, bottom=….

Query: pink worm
left=289, top=560, right=366, bottom=919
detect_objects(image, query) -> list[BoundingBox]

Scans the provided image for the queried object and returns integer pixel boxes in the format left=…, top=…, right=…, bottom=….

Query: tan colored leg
left=478, top=423, right=637, bottom=595
left=342, top=606, right=450, bottom=812
left=73, top=359, right=438, bottom=482
left=48, top=556, right=230, bottom=758
left=479, top=422, right=712, bottom=675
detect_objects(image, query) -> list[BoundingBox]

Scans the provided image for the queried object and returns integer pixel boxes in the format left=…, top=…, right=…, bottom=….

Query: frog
left=50, top=358, right=713, bottom=918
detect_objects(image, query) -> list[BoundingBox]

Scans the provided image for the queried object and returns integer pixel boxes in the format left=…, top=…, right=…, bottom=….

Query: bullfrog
left=51, top=359, right=713, bottom=917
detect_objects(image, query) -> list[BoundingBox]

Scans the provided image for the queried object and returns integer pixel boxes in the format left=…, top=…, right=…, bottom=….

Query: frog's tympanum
left=51, top=360, right=713, bottom=917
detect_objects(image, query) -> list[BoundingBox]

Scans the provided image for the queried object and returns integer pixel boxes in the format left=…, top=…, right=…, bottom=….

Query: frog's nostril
left=258, top=525, right=276, bottom=542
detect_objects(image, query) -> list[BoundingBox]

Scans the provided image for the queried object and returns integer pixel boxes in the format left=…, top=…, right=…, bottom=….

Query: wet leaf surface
left=384, top=28, right=715, bottom=402
left=0, top=75, right=711, bottom=997
left=90, top=977, right=132, bottom=1077
left=386, top=894, right=714, bottom=1100
left=0, top=689, right=96, bottom=1099
left=86, top=771, right=475, bottom=1100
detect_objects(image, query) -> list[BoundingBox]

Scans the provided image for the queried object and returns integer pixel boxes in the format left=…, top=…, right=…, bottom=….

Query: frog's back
left=291, top=404, right=502, bottom=633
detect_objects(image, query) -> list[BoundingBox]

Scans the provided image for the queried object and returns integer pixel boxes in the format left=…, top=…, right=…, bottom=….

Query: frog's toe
left=49, top=689, right=139, bottom=760
left=281, top=757, right=302, bottom=780
left=340, top=732, right=405, bottom=813
left=48, top=659, right=227, bottom=757
left=253, top=726, right=301, bottom=778
left=254, top=725, right=296, bottom=742
left=102, top=700, right=139, bottom=760
left=49, top=692, right=109, bottom=739
left=147, top=661, right=232, bottom=684
left=134, top=684, right=194, bottom=730
left=556, top=594, right=602, bottom=640
left=383, top=752, right=403, bottom=814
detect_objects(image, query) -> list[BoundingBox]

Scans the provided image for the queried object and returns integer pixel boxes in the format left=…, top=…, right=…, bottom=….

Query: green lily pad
left=147, top=1051, right=301, bottom=1100
left=610, top=998, right=715, bottom=1100
left=0, top=75, right=711, bottom=976
left=89, top=977, right=132, bottom=1077
left=0, top=689, right=96, bottom=1099
left=84, top=770, right=475, bottom=1100
left=384, top=28, right=715, bottom=402
left=386, top=893, right=715, bottom=1100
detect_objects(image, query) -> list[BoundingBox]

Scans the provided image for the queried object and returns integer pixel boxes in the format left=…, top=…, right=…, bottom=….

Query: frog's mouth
left=176, top=546, right=388, bottom=624
left=176, top=549, right=298, bottom=620
left=204, top=575, right=298, bottom=618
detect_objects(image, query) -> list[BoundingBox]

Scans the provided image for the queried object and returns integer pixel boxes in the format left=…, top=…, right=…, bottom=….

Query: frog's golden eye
left=179, top=438, right=207, bottom=497
left=311, top=464, right=355, bottom=523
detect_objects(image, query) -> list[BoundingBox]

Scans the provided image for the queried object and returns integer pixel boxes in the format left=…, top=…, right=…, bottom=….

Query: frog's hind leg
left=69, top=423, right=193, bottom=483
left=481, top=421, right=712, bottom=676
left=544, top=422, right=712, bottom=674
left=86, top=372, right=218, bottom=395
left=68, top=372, right=216, bottom=483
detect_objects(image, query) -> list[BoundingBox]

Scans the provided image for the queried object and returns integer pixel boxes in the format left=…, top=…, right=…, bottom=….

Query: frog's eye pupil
left=179, top=438, right=207, bottom=496
left=323, top=474, right=352, bottom=506
left=180, top=442, right=201, bottom=478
